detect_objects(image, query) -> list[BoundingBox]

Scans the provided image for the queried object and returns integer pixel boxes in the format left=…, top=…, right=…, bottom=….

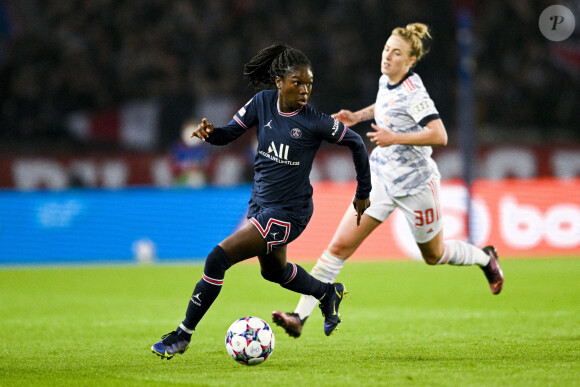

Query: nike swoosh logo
left=331, top=301, right=337, bottom=316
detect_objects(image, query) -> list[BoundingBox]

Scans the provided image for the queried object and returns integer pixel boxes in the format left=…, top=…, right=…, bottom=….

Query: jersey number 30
left=414, top=209, right=437, bottom=226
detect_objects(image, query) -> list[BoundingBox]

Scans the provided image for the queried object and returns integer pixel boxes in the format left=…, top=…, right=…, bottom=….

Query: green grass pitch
left=1, top=258, right=579, bottom=386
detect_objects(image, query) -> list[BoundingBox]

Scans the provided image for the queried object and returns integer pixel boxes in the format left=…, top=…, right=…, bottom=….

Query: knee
left=204, top=245, right=231, bottom=277
left=327, top=240, right=353, bottom=260
left=261, top=268, right=284, bottom=283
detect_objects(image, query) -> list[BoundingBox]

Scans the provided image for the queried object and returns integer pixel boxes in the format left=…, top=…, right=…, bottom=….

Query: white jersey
left=370, top=71, right=441, bottom=197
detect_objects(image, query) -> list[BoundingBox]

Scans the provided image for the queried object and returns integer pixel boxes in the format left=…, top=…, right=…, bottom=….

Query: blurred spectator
left=0, top=0, right=578, bottom=154
left=169, top=120, right=210, bottom=187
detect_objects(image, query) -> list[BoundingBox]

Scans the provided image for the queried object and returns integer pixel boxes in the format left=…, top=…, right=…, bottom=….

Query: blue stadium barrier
left=0, top=186, right=251, bottom=265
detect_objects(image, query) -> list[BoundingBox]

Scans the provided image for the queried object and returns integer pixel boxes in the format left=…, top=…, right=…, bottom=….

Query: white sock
left=436, top=240, right=490, bottom=266
left=294, top=251, right=345, bottom=320
left=179, top=323, right=194, bottom=334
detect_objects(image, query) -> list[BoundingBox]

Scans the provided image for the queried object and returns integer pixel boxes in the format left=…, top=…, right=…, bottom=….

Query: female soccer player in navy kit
left=272, top=23, right=504, bottom=338
left=151, top=43, right=371, bottom=359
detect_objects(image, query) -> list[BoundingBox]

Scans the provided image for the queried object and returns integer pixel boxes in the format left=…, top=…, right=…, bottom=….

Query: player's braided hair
left=243, top=42, right=312, bottom=89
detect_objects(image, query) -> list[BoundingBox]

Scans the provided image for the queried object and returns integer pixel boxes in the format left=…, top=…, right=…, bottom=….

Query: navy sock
left=181, top=245, right=230, bottom=331
left=175, top=326, right=192, bottom=340
left=279, top=263, right=331, bottom=300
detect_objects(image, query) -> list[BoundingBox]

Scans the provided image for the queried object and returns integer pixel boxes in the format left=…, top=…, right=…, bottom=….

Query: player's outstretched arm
left=191, top=117, right=248, bottom=145
left=332, top=110, right=358, bottom=127
left=332, top=104, right=375, bottom=127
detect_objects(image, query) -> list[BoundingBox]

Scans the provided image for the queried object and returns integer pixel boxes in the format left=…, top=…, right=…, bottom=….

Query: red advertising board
left=288, top=179, right=580, bottom=260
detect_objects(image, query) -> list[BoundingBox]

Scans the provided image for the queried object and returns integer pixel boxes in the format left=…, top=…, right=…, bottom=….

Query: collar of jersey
left=277, top=99, right=303, bottom=117
left=387, top=70, right=414, bottom=90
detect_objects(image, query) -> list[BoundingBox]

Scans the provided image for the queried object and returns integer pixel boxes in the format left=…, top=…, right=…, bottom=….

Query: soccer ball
left=225, top=316, right=275, bottom=366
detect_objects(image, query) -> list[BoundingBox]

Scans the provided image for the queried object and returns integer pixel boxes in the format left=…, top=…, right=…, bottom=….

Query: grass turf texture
left=0, top=258, right=578, bottom=386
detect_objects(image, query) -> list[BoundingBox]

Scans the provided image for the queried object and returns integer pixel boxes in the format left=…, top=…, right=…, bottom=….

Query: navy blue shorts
left=246, top=201, right=312, bottom=254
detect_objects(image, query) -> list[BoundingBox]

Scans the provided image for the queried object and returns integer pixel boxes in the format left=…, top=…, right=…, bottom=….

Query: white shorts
left=364, top=174, right=443, bottom=243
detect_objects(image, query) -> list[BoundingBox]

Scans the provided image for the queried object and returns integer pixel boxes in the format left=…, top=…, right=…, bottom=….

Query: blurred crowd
left=0, top=0, right=578, bottom=151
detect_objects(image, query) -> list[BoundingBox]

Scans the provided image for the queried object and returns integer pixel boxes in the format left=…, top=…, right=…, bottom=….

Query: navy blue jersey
left=207, top=90, right=371, bottom=211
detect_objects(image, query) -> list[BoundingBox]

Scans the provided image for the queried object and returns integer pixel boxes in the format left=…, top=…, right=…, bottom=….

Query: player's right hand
left=352, top=196, right=371, bottom=226
left=332, top=109, right=358, bottom=127
left=191, top=118, right=214, bottom=141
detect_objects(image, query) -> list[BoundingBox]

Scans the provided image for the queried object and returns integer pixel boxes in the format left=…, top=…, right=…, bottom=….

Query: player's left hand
left=367, top=123, right=396, bottom=147
left=352, top=197, right=371, bottom=226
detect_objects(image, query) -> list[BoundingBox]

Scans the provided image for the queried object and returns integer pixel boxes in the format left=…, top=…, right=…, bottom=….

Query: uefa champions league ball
left=225, top=316, right=275, bottom=365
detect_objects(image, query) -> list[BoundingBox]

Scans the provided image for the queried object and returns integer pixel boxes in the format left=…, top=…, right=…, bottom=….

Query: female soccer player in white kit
left=272, top=23, right=504, bottom=338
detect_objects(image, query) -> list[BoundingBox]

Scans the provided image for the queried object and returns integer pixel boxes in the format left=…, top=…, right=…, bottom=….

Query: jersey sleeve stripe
left=233, top=115, right=248, bottom=128
left=337, top=127, right=347, bottom=143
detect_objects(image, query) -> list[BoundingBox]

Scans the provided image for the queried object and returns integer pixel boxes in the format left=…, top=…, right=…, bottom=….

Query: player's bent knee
left=327, top=242, right=354, bottom=260
left=261, top=269, right=284, bottom=283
